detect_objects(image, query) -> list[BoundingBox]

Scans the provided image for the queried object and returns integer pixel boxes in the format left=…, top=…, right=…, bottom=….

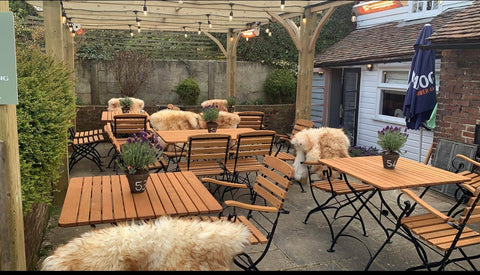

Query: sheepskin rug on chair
left=201, top=99, right=228, bottom=112
left=41, top=217, right=251, bottom=271
left=107, top=97, right=144, bottom=112
left=291, top=127, right=350, bottom=181
left=149, top=109, right=201, bottom=131
left=198, top=111, right=240, bottom=129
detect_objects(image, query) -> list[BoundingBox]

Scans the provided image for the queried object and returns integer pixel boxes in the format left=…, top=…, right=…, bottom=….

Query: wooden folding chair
left=177, top=134, right=231, bottom=179
left=222, top=130, right=276, bottom=192
left=237, top=111, right=265, bottom=130
left=111, top=113, right=151, bottom=138
left=272, top=118, right=314, bottom=162
left=372, top=185, right=480, bottom=271
left=198, top=155, right=295, bottom=271
left=68, top=127, right=105, bottom=172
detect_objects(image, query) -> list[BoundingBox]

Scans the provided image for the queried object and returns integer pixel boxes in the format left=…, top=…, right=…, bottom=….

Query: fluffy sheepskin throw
left=291, top=127, right=350, bottom=181
left=201, top=99, right=228, bottom=112
left=149, top=109, right=201, bottom=131
left=198, top=111, right=240, bottom=129
left=41, top=216, right=251, bottom=271
left=107, top=97, right=144, bottom=112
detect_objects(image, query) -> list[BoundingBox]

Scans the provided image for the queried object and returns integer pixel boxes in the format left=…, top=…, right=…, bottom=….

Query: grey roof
left=315, top=8, right=463, bottom=67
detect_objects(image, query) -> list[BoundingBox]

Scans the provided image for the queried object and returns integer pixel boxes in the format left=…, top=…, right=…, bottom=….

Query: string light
left=183, top=26, right=188, bottom=38
left=229, top=28, right=234, bottom=42
left=281, top=0, right=285, bottom=10
left=134, top=10, right=141, bottom=26
left=137, top=26, right=141, bottom=33
left=229, top=3, right=234, bottom=22
left=61, top=2, right=67, bottom=24
left=302, top=10, right=307, bottom=24
left=198, top=22, right=202, bottom=34
left=143, top=0, right=148, bottom=16
left=207, top=14, right=212, bottom=29
left=129, top=24, right=133, bottom=36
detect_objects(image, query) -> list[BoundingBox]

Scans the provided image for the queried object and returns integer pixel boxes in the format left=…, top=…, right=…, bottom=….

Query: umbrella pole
left=418, top=127, right=423, bottom=162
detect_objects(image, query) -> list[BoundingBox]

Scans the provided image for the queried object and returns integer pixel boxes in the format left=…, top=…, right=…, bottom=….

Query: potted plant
left=377, top=125, right=409, bottom=169
left=119, top=97, right=134, bottom=113
left=201, top=105, right=220, bottom=133
left=116, top=131, right=163, bottom=193
left=226, top=96, right=237, bottom=112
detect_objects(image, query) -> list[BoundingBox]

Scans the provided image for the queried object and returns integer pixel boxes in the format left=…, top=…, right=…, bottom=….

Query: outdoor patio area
left=36, top=142, right=480, bottom=271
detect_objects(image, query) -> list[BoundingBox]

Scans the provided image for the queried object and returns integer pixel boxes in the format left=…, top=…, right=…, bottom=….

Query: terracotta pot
left=126, top=172, right=149, bottom=193
left=382, top=152, right=400, bottom=169
left=206, top=121, right=218, bottom=133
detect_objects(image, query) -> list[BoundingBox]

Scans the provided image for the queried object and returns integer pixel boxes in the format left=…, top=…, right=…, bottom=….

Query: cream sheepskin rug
left=149, top=109, right=201, bottom=131
left=198, top=111, right=240, bottom=129
left=201, top=99, right=228, bottom=112
left=291, top=127, right=350, bottom=181
left=107, top=97, right=144, bottom=112
left=41, top=216, right=250, bottom=271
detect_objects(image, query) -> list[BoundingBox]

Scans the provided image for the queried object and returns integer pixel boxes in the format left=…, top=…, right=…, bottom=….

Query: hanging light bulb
left=198, top=22, right=202, bottom=34
left=137, top=26, right=141, bottom=33
left=129, top=24, right=133, bottom=37
left=134, top=11, right=141, bottom=26
left=143, top=0, right=148, bottom=16
left=179, top=0, right=183, bottom=4
left=246, top=37, right=249, bottom=41
left=281, top=0, right=285, bottom=10
left=62, top=11, right=67, bottom=24
left=68, top=22, right=73, bottom=32
left=229, top=3, right=234, bottom=22
left=183, top=26, right=188, bottom=38
left=302, top=11, right=307, bottom=24
left=207, top=14, right=212, bottom=29
left=269, top=31, right=272, bottom=37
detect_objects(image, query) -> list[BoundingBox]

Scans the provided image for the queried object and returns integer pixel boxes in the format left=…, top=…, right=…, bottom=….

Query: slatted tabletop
left=58, top=171, right=222, bottom=227
left=101, top=110, right=150, bottom=122
left=156, top=127, right=255, bottom=144
left=317, top=156, right=471, bottom=191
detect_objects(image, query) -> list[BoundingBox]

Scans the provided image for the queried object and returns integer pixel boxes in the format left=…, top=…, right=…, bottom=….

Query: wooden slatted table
left=58, top=171, right=222, bottom=227
left=101, top=110, right=150, bottom=123
left=156, top=128, right=255, bottom=144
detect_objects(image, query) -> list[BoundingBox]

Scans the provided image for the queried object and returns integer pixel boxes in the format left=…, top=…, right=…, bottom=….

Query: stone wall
left=75, top=104, right=296, bottom=135
left=434, top=48, right=480, bottom=150
left=75, top=60, right=272, bottom=106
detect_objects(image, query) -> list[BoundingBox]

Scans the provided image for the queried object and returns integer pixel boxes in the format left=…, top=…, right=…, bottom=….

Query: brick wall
left=434, top=49, right=480, bottom=150
left=75, top=104, right=296, bottom=135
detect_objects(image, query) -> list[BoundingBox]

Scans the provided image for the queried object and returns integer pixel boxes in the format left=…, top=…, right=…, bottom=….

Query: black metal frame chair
left=68, top=127, right=105, bottom=172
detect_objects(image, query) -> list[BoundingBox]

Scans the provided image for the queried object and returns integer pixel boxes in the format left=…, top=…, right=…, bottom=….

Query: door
left=329, top=68, right=360, bottom=145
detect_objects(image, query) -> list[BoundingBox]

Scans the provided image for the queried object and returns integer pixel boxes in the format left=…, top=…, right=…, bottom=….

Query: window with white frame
left=409, top=0, right=442, bottom=19
left=378, top=69, right=439, bottom=119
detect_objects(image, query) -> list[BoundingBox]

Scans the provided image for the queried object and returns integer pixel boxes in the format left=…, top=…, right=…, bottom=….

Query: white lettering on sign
left=410, top=71, right=434, bottom=90
left=0, top=75, right=9, bottom=81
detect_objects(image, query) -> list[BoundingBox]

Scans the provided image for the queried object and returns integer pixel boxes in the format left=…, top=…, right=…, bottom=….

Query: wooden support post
left=226, top=30, right=240, bottom=98
left=44, top=1, right=70, bottom=206
left=0, top=1, right=27, bottom=272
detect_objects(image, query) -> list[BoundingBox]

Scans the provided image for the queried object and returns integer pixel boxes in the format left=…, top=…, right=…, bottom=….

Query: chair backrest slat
left=113, top=113, right=148, bottom=137
left=292, top=119, right=314, bottom=135
left=237, top=111, right=264, bottom=130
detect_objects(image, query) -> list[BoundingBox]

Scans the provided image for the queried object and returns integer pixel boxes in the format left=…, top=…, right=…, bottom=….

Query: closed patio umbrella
left=403, top=24, right=437, bottom=161
left=403, top=23, right=437, bottom=130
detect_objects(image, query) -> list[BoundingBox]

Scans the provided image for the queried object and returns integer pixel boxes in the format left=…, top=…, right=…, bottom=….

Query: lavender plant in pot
left=377, top=125, right=408, bottom=169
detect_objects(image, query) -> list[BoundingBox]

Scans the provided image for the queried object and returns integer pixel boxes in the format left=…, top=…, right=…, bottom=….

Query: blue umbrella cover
left=403, top=24, right=437, bottom=130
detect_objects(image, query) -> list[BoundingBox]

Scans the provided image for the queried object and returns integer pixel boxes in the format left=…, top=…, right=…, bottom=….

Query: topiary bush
left=174, top=78, right=200, bottom=105
left=264, top=69, right=296, bottom=104
left=16, top=45, right=76, bottom=214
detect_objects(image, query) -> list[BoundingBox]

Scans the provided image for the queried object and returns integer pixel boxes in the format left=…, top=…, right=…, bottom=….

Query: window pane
left=381, top=90, right=405, bottom=117
left=382, top=71, right=408, bottom=84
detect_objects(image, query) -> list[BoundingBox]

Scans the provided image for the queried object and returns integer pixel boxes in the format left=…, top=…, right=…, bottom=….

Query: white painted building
left=313, top=0, right=472, bottom=163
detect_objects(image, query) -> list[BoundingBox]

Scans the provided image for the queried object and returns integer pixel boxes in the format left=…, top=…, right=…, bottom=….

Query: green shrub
left=174, top=78, right=200, bottom=105
left=201, top=105, right=219, bottom=122
left=264, top=69, right=296, bottom=104
left=16, top=46, right=76, bottom=214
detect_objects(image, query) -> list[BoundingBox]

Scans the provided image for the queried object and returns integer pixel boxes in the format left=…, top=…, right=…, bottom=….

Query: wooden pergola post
left=0, top=2, right=26, bottom=272
left=43, top=0, right=70, bottom=206
left=268, top=6, right=337, bottom=121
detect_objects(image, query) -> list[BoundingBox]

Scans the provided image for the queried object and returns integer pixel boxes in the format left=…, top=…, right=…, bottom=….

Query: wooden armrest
left=224, top=200, right=279, bottom=213
left=201, top=177, right=248, bottom=189
left=401, top=189, right=450, bottom=221
left=456, top=154, right=480, bottom=169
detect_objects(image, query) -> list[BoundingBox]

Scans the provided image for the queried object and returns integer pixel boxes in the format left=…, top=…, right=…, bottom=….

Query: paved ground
left=36, top=142, right=480, bottom=271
